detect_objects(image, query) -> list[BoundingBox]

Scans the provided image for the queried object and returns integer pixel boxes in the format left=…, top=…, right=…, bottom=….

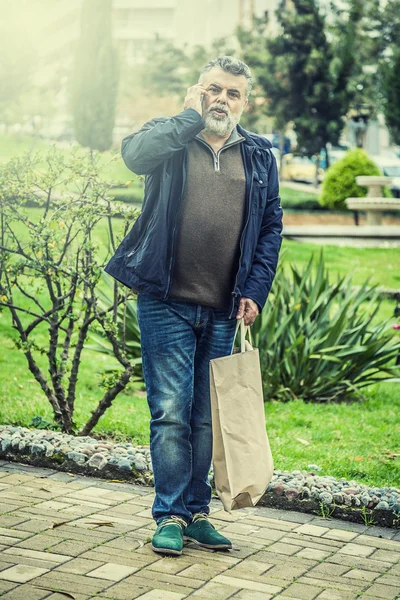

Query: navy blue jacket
left=104, top=108, right=283, bottom=319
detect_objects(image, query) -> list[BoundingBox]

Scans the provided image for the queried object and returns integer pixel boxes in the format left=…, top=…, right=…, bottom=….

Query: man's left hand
left=236, top=297, right=259, bottom=326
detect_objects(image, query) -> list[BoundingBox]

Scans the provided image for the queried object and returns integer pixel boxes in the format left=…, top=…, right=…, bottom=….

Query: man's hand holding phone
left=184, top=84, right=208, bottom=116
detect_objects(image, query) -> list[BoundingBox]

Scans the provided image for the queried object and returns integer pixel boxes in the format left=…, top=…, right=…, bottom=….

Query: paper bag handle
left=234, top=318, right=253, bottom=353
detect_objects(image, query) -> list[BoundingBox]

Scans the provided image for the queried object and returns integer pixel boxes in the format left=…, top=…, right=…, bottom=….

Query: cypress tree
left=71, top=0, right=119, bottom=151
left=382, top=49, right=400, bottom=145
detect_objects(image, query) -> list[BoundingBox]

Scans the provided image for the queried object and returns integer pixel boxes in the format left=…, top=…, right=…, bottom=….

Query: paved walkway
left=0, top=461, right=399, bottom=600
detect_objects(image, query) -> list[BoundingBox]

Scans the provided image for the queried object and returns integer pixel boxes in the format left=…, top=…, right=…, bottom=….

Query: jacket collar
left=237, top=124, right=273, bottom=150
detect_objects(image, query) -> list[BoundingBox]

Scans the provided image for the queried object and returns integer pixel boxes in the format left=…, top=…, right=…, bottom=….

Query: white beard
left=203, top=103, right=242, bottom=136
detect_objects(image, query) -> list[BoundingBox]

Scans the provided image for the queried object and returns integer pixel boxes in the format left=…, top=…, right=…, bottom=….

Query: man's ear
left=243, top=98, right=249, bottom=112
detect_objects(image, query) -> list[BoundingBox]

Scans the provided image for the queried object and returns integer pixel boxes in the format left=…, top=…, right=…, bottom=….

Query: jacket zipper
left=196, top=135, right=244, bottom=172
left=229, top=147, right=255, bottom=319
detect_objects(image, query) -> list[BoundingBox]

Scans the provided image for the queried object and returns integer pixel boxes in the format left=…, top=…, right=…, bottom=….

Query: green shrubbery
left=319, top=148, right=390, bottom=210
left=251, top=252, right=400, bottom=402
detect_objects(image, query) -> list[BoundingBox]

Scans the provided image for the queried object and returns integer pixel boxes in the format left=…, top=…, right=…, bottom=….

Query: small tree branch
left=78, top=364, right=133, bottom=436
left=8, top=303, right=63, bottom=423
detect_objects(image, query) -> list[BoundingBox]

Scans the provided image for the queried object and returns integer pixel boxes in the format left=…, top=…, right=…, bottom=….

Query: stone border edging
left=0, top=425, right=399, bottom=529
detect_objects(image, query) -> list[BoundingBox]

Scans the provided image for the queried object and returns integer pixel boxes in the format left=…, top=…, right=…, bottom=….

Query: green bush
left=251, top=252, right=400, bottom=402
left=319, top=148, right=390, bottom=210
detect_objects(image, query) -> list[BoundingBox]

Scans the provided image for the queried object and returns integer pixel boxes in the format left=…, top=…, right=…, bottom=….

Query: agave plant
left=86, top=272, right=143, bottom=384
left=251, top=252, right=400, bottom=402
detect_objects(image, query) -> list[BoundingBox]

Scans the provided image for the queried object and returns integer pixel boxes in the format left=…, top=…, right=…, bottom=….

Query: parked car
left=280, top=153, right=324, bottom=184
left=371, top=155, right=400, bottom=197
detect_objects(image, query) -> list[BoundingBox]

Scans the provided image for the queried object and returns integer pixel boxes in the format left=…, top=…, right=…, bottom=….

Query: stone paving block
left=86, top=562, right=139, bottom=581
left=222, top=522, right=261, bottom=535
left=358, top=526, right=397, bottom=540
left=286, top=533, right=344, bottom=551
left=387, top=563, right=400, bottom=576
left=0, top=553, right=66, bottom=571
left=233, top=591, right=275, bottom=600
left=327, top=552, right=393, bottom=573
left=118, top=573, right=194, bottom=597
left=321, top=529, right=359, bottom=542
left=0, top=516, right=26, bottom=528
left=56, top=557, right=105, bottom=575
left=3, top=547, right=72, bottom=564
left=97, top=580, right=152, bottom=599
left=261, top=562, right=310, bottom=583
left=308, top=519, right=367, bottom=534
left=363, top=583, right=400, bottom=599
left=135, top=591, right=186, bottom=600
left=12, top=519, right=54, bottom=534
left=283, top=582, right=324, bottom=600
left=80, top=549, right=157, bottom=569
left=213, top=574, right=282, bottom=594
left=0, top=564, right=50, bottom=583
left=278, top=512, right=316, bottom=524
left=307, top=563, right=355, bottom=579
left=126, top=496, right=155, bottom=508
left=252, top=506, right=293, bottom=520
left=0, top=491, right=37, bottom=505
left=369, top=548, right=400, bottom=563
left=32, top=570, right=111, bottom=595
left=46, top=523, right=117, bottom=543
left=262, top=541, right=303, bottom=556
left=294, top=524, right=330, bottom=537
left=0, top=535, right=24, bottom=546
left=296, top=548, right=332, bottom=561
left=46, top=539, right=102, bottom=556
left=251, top=527, right=288, bottom=542
left=14, top=533, right=64, bottom=551
left=103, top=537, right=151, bottom=552
left=0, top=502, right=25, bottom=513
left=337, top=542, right=377, bottom=558
left=342, top=568, right=380, bottom=582
left=0, top=583, right=51, bottom=599
left=375, top=573, right=400, bottom=586
left=298, top=576, right=366, bottom=595
left=133, top=567, right=205, bottom=590
left=179, top=545, right=240, bottom=565
left=222, top=559, right=272, bottom=579
left=218, top=532, right=266, bottom=551
left=354, top=535, right=400, bottom=552
left=174, top=561, right=230, bottom=580
left=253, top=549, right=316, bottom=570
left=315, top=590, right=357, bottom=600
left=0, top=474, right=34, bottom=485
left=0, top=580, right=17, bottom=594
left=243, top=515, right=299, bottom=531
left=143, top=557, right=194, bottom=575
left=192, top=580, right=263, bottom=599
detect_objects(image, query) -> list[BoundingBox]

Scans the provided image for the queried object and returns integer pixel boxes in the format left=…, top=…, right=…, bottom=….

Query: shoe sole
left=151, top=543, right=182, bottom=556
left=183, top=535, right=232, bottom=550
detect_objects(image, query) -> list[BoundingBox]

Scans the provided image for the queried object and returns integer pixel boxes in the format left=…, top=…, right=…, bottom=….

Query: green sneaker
left=184, top=513, right=232, bottom=550
left=151, top=516, right=187, bottom=556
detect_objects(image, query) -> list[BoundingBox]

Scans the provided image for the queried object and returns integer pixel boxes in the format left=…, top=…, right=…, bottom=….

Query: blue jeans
left=137, top=292, right=237, bottom=525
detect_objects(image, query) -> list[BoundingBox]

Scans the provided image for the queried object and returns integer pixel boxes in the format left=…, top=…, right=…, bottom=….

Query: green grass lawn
left=0, top=136, right=399, bottom=487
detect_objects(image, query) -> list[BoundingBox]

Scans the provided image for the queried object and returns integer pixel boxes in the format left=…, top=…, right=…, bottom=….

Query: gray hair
left=199, top=56, right=253, bottom=98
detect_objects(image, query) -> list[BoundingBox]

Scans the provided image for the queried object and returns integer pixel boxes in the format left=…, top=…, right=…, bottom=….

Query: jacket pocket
left=252, top=170, right=268, bottom=214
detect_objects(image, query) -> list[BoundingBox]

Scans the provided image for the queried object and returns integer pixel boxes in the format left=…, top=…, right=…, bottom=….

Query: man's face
left=199, top=66, right=249, bottom=136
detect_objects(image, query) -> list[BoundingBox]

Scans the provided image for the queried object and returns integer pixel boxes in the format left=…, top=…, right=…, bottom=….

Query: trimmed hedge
left=319, top=148, right=391, bottom=210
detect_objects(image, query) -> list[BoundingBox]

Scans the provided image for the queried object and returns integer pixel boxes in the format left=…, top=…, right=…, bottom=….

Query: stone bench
left=346, top=176, right=400, bottom=225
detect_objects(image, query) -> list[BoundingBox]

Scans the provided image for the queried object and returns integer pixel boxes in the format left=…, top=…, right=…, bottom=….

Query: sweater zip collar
left=195, top=129, right=245, bottom=172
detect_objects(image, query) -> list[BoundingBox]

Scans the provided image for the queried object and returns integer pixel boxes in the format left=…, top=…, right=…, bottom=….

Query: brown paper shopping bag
left=209, top=318, right=274, bottom=512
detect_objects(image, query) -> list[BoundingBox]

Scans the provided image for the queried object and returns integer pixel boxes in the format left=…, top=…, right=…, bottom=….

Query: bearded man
left=105, top=56, right=283, bottom=556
